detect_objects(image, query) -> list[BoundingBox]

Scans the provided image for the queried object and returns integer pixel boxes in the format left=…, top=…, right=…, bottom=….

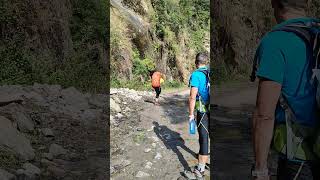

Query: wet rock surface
left=0, top=84, right=108, bottom=179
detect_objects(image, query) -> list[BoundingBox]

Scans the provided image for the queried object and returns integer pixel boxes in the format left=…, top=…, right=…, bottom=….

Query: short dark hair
left=195, top=52, right=208, bottom=65
left=275, top=0, right=308, bottom=10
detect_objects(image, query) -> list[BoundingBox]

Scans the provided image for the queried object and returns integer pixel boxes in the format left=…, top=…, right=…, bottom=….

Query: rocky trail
left=211, top=82, right=278, bottom=180
left=0, top=84, right=108, bottom=180
left=110, top=82, right=281, bottom=180
left=110, top=88, right=210, bottom=180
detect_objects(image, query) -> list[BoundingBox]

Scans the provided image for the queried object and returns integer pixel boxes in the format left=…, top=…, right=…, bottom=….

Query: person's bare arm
left=252, top=79, right=281, bottom=174
left=189, top=87, right=198, bottom=117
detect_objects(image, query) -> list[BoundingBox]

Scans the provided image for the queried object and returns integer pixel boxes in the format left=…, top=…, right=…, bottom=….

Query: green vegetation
left=151, top=0, right=209, bottom=56
left=0, top=0, right=108, bottom=93
left=111, top=0, right=209, bottom=91
left=132, top=50, right=155, bottom=80
left=162, top=80, right=185, bottom=89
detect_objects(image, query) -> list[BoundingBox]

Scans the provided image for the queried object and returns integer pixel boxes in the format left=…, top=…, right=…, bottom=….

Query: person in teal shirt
left=184, top=52, right=210, bottom=179
left=252, top=0, right=320, bottom=180
left=255, top=17, right=319, bottom=126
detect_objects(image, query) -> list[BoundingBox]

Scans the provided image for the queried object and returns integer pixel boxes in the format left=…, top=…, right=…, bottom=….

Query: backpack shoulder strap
left=197, top=69, right=210, bottom=80
left=250, top=22, right=320, bottom=82
left=272, top=23, right=313, bottom=45
left=280, top=23, right=320, bottom=74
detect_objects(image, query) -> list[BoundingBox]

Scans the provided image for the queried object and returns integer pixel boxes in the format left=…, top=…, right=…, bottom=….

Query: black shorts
left=197, top=111, right=209, bottom=155
left=153, top=87, right=161, bottom=98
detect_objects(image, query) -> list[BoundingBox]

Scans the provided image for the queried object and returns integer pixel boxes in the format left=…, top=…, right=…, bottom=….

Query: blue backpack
left=251, top=21, right=320, bottom=110
left=250, top=21, right=320, bottom=160
left=197, top=69, right=210, bottom=93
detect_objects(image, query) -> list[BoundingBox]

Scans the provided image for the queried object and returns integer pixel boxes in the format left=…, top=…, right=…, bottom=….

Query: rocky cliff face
left=111, top=0, right=209, bottom=85
left=212, top=0, right=274, bottom=79
left=212, top=0, right=320, bottom=80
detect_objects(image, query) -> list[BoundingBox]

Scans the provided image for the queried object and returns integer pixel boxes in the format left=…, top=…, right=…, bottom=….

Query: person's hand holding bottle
left=189, top=114, right=196, bottom=135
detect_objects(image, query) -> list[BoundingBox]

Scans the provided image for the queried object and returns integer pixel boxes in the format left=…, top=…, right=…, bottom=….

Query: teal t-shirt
left=189, top=67, right=210, bottom=104
left=255, top=17, right=319, bottom=126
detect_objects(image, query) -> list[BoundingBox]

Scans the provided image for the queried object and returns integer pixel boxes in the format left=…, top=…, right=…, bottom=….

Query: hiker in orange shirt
left=149, top=70, right=165, bottom=105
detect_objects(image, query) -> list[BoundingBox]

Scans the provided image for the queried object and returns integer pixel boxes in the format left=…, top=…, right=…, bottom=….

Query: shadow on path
left=153, top=121, right=197, bottom=171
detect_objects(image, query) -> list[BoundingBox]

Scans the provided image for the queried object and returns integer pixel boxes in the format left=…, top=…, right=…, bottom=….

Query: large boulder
left=0, top=116, right=35, bottom=160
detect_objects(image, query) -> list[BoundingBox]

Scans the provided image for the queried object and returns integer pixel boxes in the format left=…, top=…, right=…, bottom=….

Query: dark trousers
left=153, top=87, right=161, bottom=98
left=277, top=158, right=320, bottom=180
left=196, top=110, right=209, bottom=155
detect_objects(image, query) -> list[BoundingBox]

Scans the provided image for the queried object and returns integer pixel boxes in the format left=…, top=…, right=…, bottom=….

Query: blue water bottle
left=189, top=119, right=196, bottom=135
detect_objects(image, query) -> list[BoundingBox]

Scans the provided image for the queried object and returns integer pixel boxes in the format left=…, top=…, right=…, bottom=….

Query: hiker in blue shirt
left=184, top=52, right=210, bottom=179
left=251, top=0, right=320, bottom=179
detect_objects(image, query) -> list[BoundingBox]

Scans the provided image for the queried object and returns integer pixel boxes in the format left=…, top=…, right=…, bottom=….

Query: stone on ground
left=0, top=116, right=35, bottom=160
left=12, top=111, right=34, bottom=133
left=23, top=163, right=41, bottom=178
left=43, top=153, right=54, bottom=160
left=135, top=171, right=150, bottom=178
left=49, top=144, right=67, bottom=157
left=145, top=162, right=152, bottom=169
left=110, top=98, right=121, bottom=113
left=41, top=128, right=54, bottom=137
left=144, top=148, right=151, bottom=153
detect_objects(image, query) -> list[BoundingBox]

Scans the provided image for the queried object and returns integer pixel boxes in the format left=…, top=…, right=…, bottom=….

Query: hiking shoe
left=183, top=168, right=205, bottom=180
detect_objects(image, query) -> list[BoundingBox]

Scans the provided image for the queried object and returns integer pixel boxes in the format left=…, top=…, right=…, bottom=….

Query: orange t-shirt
left=152, top=72, right=161, bottom=88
